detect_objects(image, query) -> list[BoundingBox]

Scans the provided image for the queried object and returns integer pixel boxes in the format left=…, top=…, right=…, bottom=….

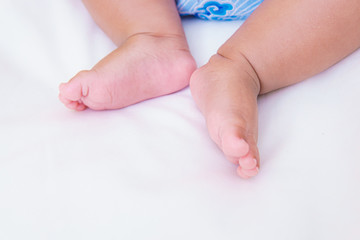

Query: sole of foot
left=59, top=33, right=197, bottom=111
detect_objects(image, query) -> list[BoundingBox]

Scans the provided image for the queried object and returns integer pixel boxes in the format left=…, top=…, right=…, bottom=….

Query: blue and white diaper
left=176, top=0, right=263, bottom=21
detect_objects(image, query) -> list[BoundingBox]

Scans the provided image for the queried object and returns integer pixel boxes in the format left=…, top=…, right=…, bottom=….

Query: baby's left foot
left=190, top=54, right=261, bottom=179
left=58, top=33, right=196, bottom=111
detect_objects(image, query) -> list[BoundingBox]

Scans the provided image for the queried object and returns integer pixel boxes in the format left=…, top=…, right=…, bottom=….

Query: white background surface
left=1, top=1, right=359, bottom=239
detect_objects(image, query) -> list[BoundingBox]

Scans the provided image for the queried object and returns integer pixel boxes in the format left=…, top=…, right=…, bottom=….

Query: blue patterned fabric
left=176, top=0, right=263, bottom=21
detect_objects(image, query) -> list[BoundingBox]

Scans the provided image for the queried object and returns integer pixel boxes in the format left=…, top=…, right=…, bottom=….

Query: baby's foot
left=59, top=33, right=196, bottom=111
left=190, top=54, right=261, bottom=179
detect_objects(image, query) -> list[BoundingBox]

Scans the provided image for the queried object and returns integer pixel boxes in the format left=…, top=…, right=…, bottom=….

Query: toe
left=59, top=70, right=91, bottom=101
left=58, top=81, right=83, bottom=102
left=237, top=165, right=259, bottom=178
left=67, top=101, right=86, bottom=111
left=215, top=121, right=250, bottom=157
left=239, top=154, right=258, bottom=169
left=59, top=70, right=93, bottom=110
left=226, top=155, right=240, bottom=164
left=241, top=167, right=259, bottom=177
left=64, top=101, right=79, bottom=110
left=75, top=103, right=87, bottom=111
left=58, top=93, right=72, bottom=105
left=236, top=167, right=251, bottom=179
left=221, top=132, right=250, bottom=158
left=59, top=93, right=87, bottom=111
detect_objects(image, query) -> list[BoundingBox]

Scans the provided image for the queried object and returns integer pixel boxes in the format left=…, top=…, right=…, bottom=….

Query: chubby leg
left=190, top=0, right=360, bottom=178
left=59, top=0, right=196, bottom=111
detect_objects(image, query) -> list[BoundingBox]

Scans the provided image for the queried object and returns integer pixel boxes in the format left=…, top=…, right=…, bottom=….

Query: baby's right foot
left=190, top=54, right=261, bottom=179
left=59, top=33, right=196, bottom=111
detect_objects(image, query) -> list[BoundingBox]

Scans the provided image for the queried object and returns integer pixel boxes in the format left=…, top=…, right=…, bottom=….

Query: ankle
left=208, top=52, right=261, bottom=96
left=125, top=31, right=190, bottom=52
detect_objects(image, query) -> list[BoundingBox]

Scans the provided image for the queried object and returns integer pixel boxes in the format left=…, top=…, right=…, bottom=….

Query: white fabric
left=1, top=1, right=359, bottom=239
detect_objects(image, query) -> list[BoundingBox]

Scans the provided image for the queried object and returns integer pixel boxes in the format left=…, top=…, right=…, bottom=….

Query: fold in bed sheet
left=0, top=1, right=359, bottom=239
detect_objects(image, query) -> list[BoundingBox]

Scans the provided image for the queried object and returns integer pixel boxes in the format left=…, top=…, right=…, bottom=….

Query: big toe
left=220, top=126, right=250, bottom=158
left=59, top=70, right=91, bottom=111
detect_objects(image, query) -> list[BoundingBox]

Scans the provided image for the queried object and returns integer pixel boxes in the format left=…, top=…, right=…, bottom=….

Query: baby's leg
left=190, top=0, right=360, bottom=178
left=59, top=0, right=196, bottom=111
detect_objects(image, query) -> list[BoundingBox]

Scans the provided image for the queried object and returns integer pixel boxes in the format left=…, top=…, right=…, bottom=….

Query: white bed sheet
left=1, top=1, right=359, bottom=239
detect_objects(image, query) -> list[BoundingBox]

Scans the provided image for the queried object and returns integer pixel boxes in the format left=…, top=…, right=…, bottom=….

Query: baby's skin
left=59, top=0, right=360, bottom=178
left=59, top=33, right=196, bottom=111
